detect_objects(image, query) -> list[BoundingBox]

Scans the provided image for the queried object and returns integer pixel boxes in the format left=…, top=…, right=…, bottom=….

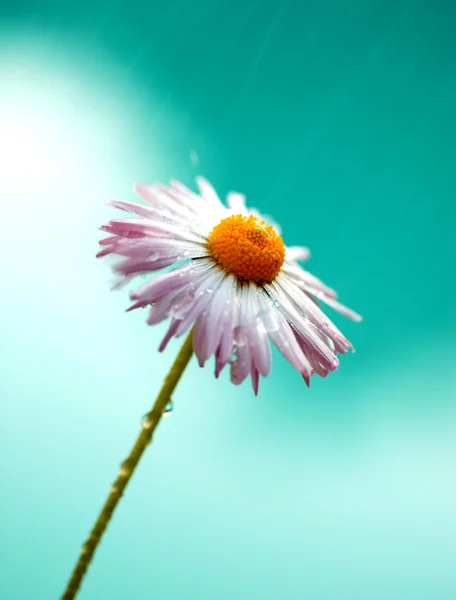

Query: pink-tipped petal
left=130, top=264, right=193, bottom=303
left=114, top=255, right=180, bottom=276
left=134, top=183, right=159, bottom=206
left=192, top=313, right=208, bottom=367
left=274, top=274, right=352, bottom=358
left=292, top=330, right=331, bottom=379
left=99, top=235, right=118, bottom=246
left=196, top=275, right=236, bottom=363
left=249, top=323, right=272, bottom=376
left=267, top=314, right=313, bottom=376
left=169, top=179, right=203, bottom=203
left=158, top=319, right=180, bottom=352
left=215, top=282, right=238, bottom=372
left=214, top=347, right=226, bottom=378
left=174, top=268, right=225, bottom=337
left=111, top=274, right=135, bottom=290
left=100, top=223, right=147, bottom=239
left=230, top=342, right=251, bottom=385
left=146, top=292, right=184, bottom=325
left=107, top=200, right=157, bottom=219
left=105, top=218, right=203, bottom=244
left=96, top=245, right=116, bottom=258
left=282, top=263, right=338, bottom=299
left=305, top=286, right=363, bottom=322
left=266, top=281, right=338, bottom=372
left=245, top=287, right=272, bottom=377
left=250, top=364, right=260, bottom=395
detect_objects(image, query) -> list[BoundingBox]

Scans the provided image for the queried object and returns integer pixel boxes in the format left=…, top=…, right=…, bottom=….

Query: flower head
left=98, top=177, right=361, bottom=394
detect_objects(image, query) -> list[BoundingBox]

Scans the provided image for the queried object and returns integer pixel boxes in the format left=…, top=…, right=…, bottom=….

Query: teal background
left=1, top=1, right=455, bottom=599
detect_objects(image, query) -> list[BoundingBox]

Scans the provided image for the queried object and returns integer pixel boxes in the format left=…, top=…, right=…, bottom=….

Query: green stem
left=61, top=329, right=194, bottom=600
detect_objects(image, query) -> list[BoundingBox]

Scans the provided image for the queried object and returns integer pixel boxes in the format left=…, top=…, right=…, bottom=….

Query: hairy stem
left=61, top=329, right=194, bottom=599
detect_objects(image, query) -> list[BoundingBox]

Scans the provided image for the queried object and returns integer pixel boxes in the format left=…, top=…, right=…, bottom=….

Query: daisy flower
left=98, top=177, right=361, bottom=394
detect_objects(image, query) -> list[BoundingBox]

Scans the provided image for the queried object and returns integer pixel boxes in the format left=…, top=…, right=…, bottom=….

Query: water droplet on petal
left=170, top=292, right=194, bottom=319
left=163, top=400, right=173, bottom=416
left=233, top=326, right=248, bottom=347
left=257, top=309, right=280, bottom=333
left=230, top=359, right=247, bottom=385
left=256, top=319, right=267, bottom=335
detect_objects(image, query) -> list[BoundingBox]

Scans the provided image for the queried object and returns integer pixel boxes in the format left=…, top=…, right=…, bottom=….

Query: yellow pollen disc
left=207, top=214, right=285, bottom=284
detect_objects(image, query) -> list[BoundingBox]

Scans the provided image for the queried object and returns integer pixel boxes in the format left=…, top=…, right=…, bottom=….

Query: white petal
left=244, top=286, right=272, bottom=377
left=266, top=309, right=313, bottom=375
left=196, top=176, right=226, bottom=209
left=285, top=246, right=311, bottom=262
left=130, top=259, right=210, bottom=304
left=197, top=275, right=237, bottom=363
left=276, top=273, right=353, bottom=354
left=304, top=286, right=362, bottom=322
left=227, top=192, right=248, bottom=215
left=281, top=262, right=338, bottom=299
left=135, top=183, right=196, bottom=218
left=174, top=266, right=225, bottom=337
left=216, top=277, right=239, bottom=370
left=266, top=278, right=340, bottom=370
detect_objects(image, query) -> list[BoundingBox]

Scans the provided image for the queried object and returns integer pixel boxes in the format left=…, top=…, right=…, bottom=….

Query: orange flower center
left=207, top=214, right=285, bottom=284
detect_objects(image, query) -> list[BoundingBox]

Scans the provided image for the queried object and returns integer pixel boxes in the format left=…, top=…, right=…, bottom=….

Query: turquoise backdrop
left=1, top=1, right=455, bottom=599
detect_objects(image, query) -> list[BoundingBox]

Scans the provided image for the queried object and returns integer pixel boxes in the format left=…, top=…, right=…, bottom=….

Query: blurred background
left=1, top=0, right=455, bottom=598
